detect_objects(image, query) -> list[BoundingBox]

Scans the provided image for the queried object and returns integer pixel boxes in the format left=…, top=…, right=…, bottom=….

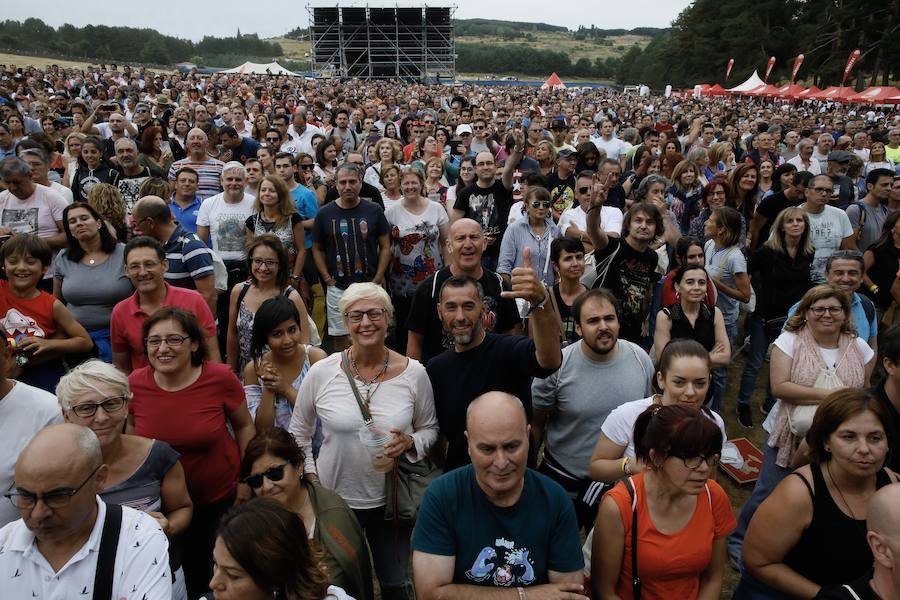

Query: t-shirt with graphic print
left=412, top=465, right=583, bottom=586
left=453, top=180, right=513, bottom=259
left=311, top=199, right=391, bottom=289
left=385, top=201, right=449, bottom=297
left=592, top=236, right=659, bottom=343
left=196, top=192, right=256, bottom=262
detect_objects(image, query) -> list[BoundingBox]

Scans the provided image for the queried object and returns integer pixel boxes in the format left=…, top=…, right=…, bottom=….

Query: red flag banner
left=842, top=48, right=861, bottom=85
left=726, top=58, right=734, bottom=80
left=791, top=54, right=805, bottom=83
left=764, top=56, right=776, bottom=82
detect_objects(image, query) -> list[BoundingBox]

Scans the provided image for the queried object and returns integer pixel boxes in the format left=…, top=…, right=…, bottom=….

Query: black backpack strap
left=623, top=477, right=641, bottom=600
left=236, top=281, right=252, bottom=309
left=92, top=503, right=123, bottom=599
left=859, top=294, right=875, bottom=329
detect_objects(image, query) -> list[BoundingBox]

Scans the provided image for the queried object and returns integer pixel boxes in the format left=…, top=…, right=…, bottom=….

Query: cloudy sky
left=5, top=1, right=692, bottom=40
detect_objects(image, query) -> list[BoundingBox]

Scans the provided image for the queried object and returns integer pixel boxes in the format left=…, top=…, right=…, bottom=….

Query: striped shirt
left=163, top=223, right=214, bottom=289
left=168, top=157, right=225, bottom=200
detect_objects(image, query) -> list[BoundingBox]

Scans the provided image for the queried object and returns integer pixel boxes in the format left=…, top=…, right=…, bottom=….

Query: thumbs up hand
left=501, top=246, right=548, bottom=306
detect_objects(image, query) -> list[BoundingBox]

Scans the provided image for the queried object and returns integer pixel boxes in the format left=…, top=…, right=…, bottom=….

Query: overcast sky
left=5, top=1, right=692, bottom=40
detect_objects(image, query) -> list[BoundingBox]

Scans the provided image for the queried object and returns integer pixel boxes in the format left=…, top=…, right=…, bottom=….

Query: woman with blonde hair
left=708, top=141, right=735, bottom=174
left=62, top=131, right=86, bottom=186
left=667, top=159, right=704, bottom=233
left=364, top=138, right=402, bottom=191
left=534, top=139, right=556, bottom=178
left=87, top=183, right=128, bottom=240
left=245, top=175, right=305, bottom=282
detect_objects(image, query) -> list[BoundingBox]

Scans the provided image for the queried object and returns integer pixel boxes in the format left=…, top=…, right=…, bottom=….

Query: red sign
left=791, top=54, right=805, bottom=83
left=764, top=56, right=776, bottom=82
left=726, top=58, right=734, bottom=80
left=719, top=438, right=764, bottom=485
left=842, top=48, right=861, bottom=85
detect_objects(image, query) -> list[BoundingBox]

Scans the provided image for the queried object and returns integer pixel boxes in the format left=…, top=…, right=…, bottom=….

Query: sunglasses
left=242, top=463, right=289, bottom=489
left=530, top=200, right=552, bottom=209
left=299, top=164, right=315, bottom=170
left=577, top=186, right=591, bottom=194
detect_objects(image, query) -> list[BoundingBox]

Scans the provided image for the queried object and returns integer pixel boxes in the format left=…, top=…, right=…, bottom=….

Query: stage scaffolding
left=309, top=5, right=455, bottom=80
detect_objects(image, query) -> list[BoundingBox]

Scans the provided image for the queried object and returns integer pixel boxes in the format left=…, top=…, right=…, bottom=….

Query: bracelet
left=513, top=147, right=525, bottom=154
left=621, top=457, right=630, bottom=476
left=517, top=587, right=526, bottom=600
left=870, top=284, right=879, bottom=293
left=325, top=277, right=336, bottom=286
left=586, top=205, right=600, bottom=214
left=525, top=285, right=550, bottom=317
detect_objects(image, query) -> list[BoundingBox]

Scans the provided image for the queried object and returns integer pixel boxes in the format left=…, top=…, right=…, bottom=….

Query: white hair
left=56, top=359, right=131, bottom=412
left=338, top=282, right=394, bottom=325
left=75, top=426, right=103, bottom=469
left=221, top=161, right=247, bottom=179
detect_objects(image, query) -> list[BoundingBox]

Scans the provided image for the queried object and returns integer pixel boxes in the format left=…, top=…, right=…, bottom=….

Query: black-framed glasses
left=5, top=465, right=102, bottom=510
left=344, top=308, right=386, bottom=323
left=808, top=187, right=832, bottom=195
left=530, top=200, right=552, bottom=209
left=299, top=164, right=315, bottom=170
left=69, top=396, right=127, bottom=418
left=266, top=137, right=280, bottom=144
left=251, top=257, right=279, bottom=269
left=145, top=334, right=190, bottom=348
left=808, top=306, right=843, bottom=316
left=242, top=463, right=288, bottom=489
left=677, top=454, right=720, bottom=470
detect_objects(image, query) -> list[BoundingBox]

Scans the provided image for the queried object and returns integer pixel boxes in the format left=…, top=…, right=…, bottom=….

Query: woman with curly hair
left=364, top=138, right=402, bottom=191
left=87, top=183, right=128, bottom=241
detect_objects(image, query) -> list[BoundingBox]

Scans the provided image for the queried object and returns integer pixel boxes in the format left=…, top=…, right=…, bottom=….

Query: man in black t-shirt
left=406, top=219, right=520, bottom=364
left=323, top=151, right=384, bottom=209
left=544, top=148, right=577, bottom=218
left=426, top=249, right=562, bottom=471
left=585, top=188, right=662, bottom=345
left=748, top=171, right=811, bottom=253
left=451, top=149, right=519, bottom=272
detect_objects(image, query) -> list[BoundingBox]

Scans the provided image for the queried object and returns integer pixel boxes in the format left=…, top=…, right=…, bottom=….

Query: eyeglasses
left=242, top=463, right=289, bottom=489
left=808, top=306, right=843, bottom=316
left=251, top=257, right=279, bottom=268
left=530, top=200, right=552, bottom=209
left=266, top=137, right=280, bottom=144
left=125, top=260, right=161, bottom=273
left=473, top=125, right=485, bottom=131
left=299, top=164, right=315, bottom=170
left=69, top=396, right=127, bottom=418
left=677, top=454, right=720, bottom=470
left=5, top=465, right=102, bottom=510
left=577, top=186, right=591, bottom=194
left=808, top=187, right=832, bottom=194
left=144, top=334, right=190, bottom=348
left=475, top=161, right=494, bottom=167
left=344, top=308, right=386, bottom=323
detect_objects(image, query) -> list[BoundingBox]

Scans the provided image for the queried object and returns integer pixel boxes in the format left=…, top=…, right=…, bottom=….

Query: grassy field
left=0, top=53, right=93, bottom=69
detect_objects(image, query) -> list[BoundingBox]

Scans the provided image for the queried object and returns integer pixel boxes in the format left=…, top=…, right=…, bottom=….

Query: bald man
left=815, top=484, right=900, bottom=600
left=168, top=127, right=224, bottom=200
left=132, top=195, right=218, bottom=314
left=412, top=392, right=585, bottom=600
left=0, top=424, right=171, bottom=598
left=406, top=218, right=521, bottom=363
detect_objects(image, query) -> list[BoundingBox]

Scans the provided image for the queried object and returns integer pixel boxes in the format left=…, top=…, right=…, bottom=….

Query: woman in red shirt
left=128, top=307, right=255, bottom=599
left=592, top=404, right=735, bottom=600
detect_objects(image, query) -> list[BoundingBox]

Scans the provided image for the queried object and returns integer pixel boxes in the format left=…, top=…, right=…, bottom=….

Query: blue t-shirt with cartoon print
left=412, top=465, right=583, bottom=586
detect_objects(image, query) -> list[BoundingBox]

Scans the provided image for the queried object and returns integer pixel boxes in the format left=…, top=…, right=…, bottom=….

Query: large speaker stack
left=309, top=5, right=455, bottom=80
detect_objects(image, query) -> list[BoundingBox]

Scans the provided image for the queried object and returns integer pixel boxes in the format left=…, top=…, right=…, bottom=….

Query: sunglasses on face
left=299, top=164, right=314, bottom=170
left=530, top=200, right=552, bottom=209
left=242, top=463, right=289, bottom=489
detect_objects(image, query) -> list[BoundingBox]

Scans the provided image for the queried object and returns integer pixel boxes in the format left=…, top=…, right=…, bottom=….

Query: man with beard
left=113, top=138, right=151, bottom=216
left=426, top=246, right=562, bottom=472
left=531, top=288, right=653, bottom=530
left=406, top=219, right=520, bottom=365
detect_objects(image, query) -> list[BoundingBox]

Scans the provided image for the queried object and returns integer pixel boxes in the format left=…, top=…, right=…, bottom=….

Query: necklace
left=350, top=348, right=389, bottom=404
left=827, top=461, right=858, bottom=520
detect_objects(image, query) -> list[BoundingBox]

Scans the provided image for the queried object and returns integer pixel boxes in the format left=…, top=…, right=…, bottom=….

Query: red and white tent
left=885, top=90, right=900, bottom=104
left=796, top=86, right=823, bottom=99
left=808, top=86, right=858, bottom=102
left=847, top=86, right=900, bottom=104
left=707, top=84, right=729, bottom=96
left=775, top=84, right=806, bottom=99
left=541, top=72, right=566, bottom=90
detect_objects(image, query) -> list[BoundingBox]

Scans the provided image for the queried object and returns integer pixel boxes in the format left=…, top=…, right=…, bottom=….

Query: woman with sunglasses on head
left=239, top=428, right=372, bottom=600
left=128, top=307, right=256, bottom=598
left=289, top=282, right=437, bottom=600
left=227, top=235, right=310, bottom=375
left=736, top=389, right=897, bottom=600
left=498, top=186, right=562, bottom=288
left=592, top=402, right=735, bottom=600
left=60, top=359, right=193, bottom=600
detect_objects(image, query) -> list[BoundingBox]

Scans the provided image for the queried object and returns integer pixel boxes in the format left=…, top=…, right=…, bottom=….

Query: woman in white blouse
left=289, top=282, right=438, bottom=600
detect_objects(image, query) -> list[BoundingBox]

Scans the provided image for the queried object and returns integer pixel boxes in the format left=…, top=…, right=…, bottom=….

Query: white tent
left=727, top=70, right=765, bottom=93
left=221, top=61, right=295, bottom=75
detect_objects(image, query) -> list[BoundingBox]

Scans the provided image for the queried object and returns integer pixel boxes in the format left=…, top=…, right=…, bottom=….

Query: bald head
left=132, top=195, right=171, bottom=222
left=18, top=423, right=101, bottom=479
left=450, top=218, right=482, bottom=237
left=466, top=391, right=527, bottom=433
left=868, top=483, right=900, bottom=538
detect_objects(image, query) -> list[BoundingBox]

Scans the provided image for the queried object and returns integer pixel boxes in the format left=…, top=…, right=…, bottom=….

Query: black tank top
left=783, top=462, right=893, bottom=586
left=662, top=303, right=716, bottom=352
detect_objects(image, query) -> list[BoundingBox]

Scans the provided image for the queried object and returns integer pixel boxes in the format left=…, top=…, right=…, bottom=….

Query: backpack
left=180, top=236, right=228, bottom=292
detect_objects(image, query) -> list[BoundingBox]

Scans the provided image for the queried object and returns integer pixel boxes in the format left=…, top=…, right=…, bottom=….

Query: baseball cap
left=551, top=115, right=568, bottom=129
left=455, top=124, right=473, bottom=136
left=827, top=150, right=852, bottom=163
left=556, top=148, right=576, bottom=159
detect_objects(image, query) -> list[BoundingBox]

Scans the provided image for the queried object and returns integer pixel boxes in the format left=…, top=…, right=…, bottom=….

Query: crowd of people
left=0, top=60, right=899, bottom=600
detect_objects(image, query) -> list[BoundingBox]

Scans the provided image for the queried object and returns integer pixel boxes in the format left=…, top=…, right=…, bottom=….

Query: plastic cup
left=358, top=424, right=394, bottom=472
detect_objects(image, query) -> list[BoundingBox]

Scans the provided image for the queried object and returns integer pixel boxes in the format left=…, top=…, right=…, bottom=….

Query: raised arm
left=501, top=247, right=561, bottom=370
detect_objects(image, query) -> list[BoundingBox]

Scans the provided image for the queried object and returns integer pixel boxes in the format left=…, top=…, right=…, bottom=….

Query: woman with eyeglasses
left=498, top=186, right=562, bottom=288
left=736, top=389, right=897, bottom=600
left=128, top=307, right=256, bottom=598
left=444, top=155, right=475, bottom=211
left=239, top=428, right=372, bottom=600
left=688, top=180, right=745, bottom=246
left=592, top=402, right=735, bottom=600
left=728, top=284, right=875, bottom=571
left=289, top=282, right=437, bottom=600
left=227, top=235, right=310, bottom=375
left=60, top=359, right=193, bottom=600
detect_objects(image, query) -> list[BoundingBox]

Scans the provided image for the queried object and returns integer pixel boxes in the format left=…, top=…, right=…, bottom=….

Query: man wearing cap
left=545, top=148, right=577, bottom=215
left=886, top=128, right=900, bottom=165
left=825, top=150, right=856, bottom=210
left=550, top=116, right=576, bottom=154
left=152, top=94, right=173, bottom=119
